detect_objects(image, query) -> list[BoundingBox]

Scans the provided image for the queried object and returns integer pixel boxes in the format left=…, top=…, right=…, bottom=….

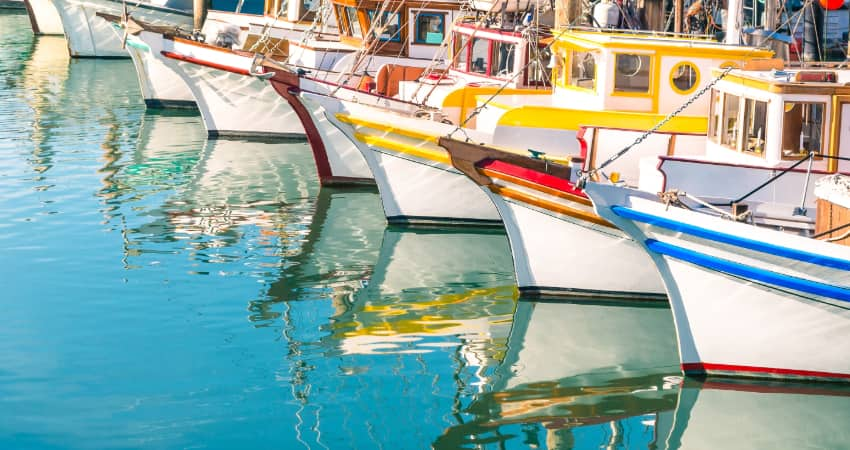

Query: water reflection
left=435, top=300, right=681, bottom=449
left=21, top=35, right=69, bottom=176
left=667, top=379, right=850, bottom=449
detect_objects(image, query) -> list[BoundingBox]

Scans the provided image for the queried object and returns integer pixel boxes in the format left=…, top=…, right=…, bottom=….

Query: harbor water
left=2, top=11, right=850, bottom=449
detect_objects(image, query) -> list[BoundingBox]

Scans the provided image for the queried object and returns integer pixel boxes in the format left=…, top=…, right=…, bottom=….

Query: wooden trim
left=481, top=168, right=592, bottom=206
left=266, top=77, right=335, bottom=183
left=489, top=185, right=614, bottom=228
left=160, top=51, right=250, bottom=76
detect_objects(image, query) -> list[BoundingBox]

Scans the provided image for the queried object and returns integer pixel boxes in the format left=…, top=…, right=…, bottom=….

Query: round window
left=670, top=62, right=699, bottom=94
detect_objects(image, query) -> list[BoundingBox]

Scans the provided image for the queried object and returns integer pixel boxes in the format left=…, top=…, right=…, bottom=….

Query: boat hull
left=51, top=0, right=191, bottom=58
left=163, top=40, right=304, bottom=138
left=487, top=189, right=665, bottom=299
left=23, top=0, right=63, bottom=35
left=588, top=183, right=850, bottom=382
left=337, top=108, right=501, bottom=225
left=127, top=30, right=196, bottom=109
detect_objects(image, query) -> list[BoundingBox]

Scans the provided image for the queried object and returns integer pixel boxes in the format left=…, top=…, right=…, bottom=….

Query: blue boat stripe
left=612, top=206, right=850, bottom=271
left=646, top=239, right=850, bottom=303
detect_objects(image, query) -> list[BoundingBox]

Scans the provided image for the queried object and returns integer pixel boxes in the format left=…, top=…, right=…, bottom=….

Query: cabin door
left=833, top=97, right=850, bottom=174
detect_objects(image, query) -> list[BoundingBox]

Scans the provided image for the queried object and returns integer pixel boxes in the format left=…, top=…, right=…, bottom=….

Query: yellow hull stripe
left=354, top=133, right=452, bottom=165
left=337, top=114, right=440, bottom=143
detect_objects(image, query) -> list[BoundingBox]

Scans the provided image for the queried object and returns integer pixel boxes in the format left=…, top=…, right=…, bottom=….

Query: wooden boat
left=22, top=0, right=64, bottom=35
left=261, top=13, right=552, bottom=186
left=323, top=30, right=770, bottom=225
left=50, top=0, right=193, bottom=58
left=586, top=181, right=850, bottom=382
left=441, top=136, right=668, bottom=298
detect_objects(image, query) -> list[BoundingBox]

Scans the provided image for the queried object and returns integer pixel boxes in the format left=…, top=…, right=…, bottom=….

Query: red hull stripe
left=160, top=51, right=251, bottom=76
left=478, top=159, right=586, bottom=199
left=682, top=362, right=850, bottom=380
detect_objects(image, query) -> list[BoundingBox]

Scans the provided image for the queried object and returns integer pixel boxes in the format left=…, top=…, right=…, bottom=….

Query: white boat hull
left=164, top=41, right=303, bottom=138
left=23, top=0, right=64, bottom=35
left=127, top=30, right=195, bottom=109
left=51, top=0, right=192, bottom=58
left=487, top=189, right=665, bottom=299
left=589, top=183, right=850, bottom=382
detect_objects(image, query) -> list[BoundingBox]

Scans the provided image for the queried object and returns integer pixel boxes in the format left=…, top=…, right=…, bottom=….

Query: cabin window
left=490, top=41, right=516, bottom=78
left=368, top=10, right=401, bottom=42
left=742, top=98, right=768, bottom=155
left=335, top=5, right=349, bottom=35
left=782, top=102, right=825, bottom=159
left=670, top=62, right=699, bottom=94
left=614, top=53, right=651, bottom=93
left=708, top=89, right=722, bottom=143
left=345, top=7, right=363, bottom=38
left=413, top=12, right=445, bottom=45
left=569, top=50, right=595, bottom=90
left=453, top=33, right=470, bottom=71
left=721, top=93, right=740, bottom=148
left=470, top=38, right=489, bottom=74
left=527, top=46, right=552, bottom=86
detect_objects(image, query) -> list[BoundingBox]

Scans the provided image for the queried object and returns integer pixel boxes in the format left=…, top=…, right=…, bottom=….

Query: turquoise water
left=3, top=12, right=850, bottom=449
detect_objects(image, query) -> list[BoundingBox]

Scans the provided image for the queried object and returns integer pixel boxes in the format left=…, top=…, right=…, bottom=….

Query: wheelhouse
left=331, top=0, right=460, bottom=58
left=449, top=21, right=552, bottom=87
left=548, top=30, right=774, bottom=114
left=706, top=68, right=850, bottom=173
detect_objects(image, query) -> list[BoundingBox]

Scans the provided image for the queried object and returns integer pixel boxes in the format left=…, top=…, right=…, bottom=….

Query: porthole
left=670, top=61, right=699, bottom=94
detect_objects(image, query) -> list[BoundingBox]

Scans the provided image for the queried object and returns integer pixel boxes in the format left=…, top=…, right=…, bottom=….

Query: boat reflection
left=20, top=35, right=68, bottom=177
left=434, top=299, right=681, bottom=449
left=666, top=379, right=850, bottom=449
left=330, top=228, right=517, bottom=360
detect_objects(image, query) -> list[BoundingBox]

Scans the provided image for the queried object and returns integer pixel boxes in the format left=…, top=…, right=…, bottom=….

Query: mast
left=724, top=0, right=742, bottom=44
left=193, top=0, right=208, bottom=31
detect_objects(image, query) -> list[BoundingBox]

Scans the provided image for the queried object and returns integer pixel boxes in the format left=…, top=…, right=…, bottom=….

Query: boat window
left=335, top=5, right=349, bottom=35
left=708, top=89, right=721, bottom=143
left=670, top=61, right=699, bottom=94
left=614, top=53, right=651, bottom=93
left=742, top=98, right=768, bottom=155
left=721, top=93, right=740, bottom=148
left=346, top=7, right=363, bottom=38
left=470, top=38, right=489, bottom=74
left=782, top=102, right=825, bottom=159
left=490, top=41, right=516, bottom=78
left=368, top=10, right=401, bottom=42
left=527, top=46, right=552, bottom=86
left=453, top=33, right=470, bottom=71
left=569, top=50, right=595, bottom=90
left=413, top=12, right=445, bottom=45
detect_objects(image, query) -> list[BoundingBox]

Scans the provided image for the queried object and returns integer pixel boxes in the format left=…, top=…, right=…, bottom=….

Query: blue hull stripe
left=646, top=239, right=850, bottom=303
left=612, top=206, right=850, bottom=271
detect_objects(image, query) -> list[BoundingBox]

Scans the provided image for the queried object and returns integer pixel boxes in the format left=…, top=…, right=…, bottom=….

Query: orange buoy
left=819, top=0, right=843, bottom=10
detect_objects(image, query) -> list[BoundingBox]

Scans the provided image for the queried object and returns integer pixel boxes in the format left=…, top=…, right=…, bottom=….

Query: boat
left=50, top=0, right=193, bottom=58
left=22, top=0, right=64, bottom=35
left=441, top=137, right=667, bottom=298
left=435, top=298, right=680, bottom=448
left=586, top=181, right=850, bottom=382
left=106, top=0, right=328, bottom=112
left=261, top=11, right=552, bottom=186
left=327, top=29, right=771, bottom=225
